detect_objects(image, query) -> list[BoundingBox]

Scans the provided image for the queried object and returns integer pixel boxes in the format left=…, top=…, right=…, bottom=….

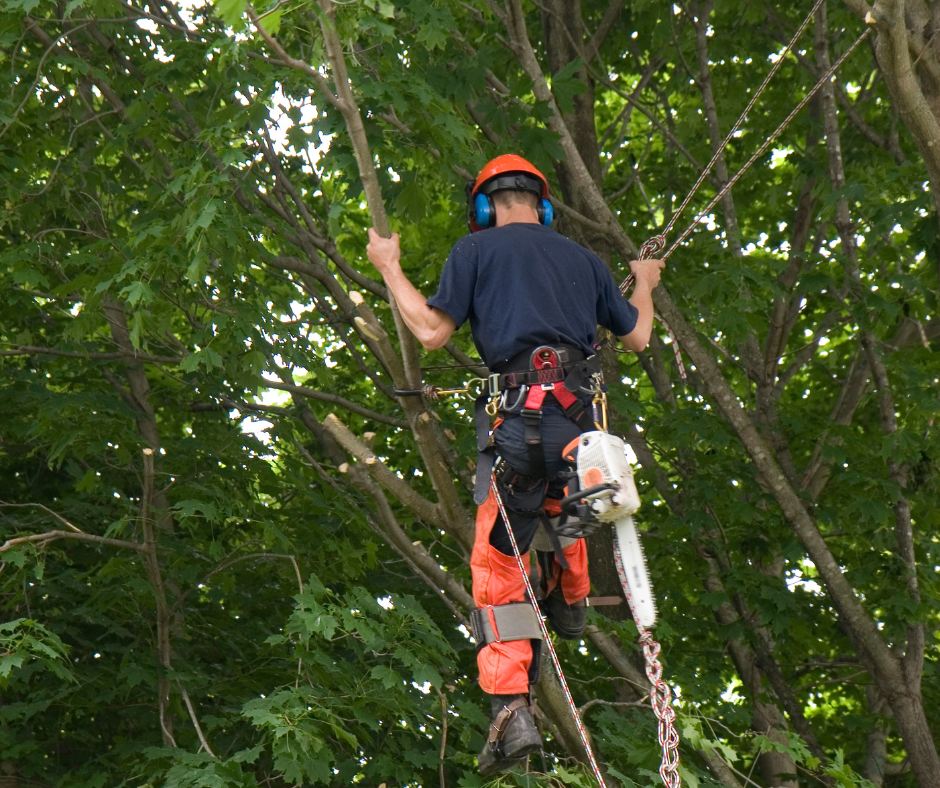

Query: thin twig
left=0, top=501, right=85, bottom=533
left=178, top=682, right=217, bottom=757
left=435, top=686, right=448, bottom=788
left=0, top=530, right=145, bottom=554
left=578, top=698, right=648, bottom=715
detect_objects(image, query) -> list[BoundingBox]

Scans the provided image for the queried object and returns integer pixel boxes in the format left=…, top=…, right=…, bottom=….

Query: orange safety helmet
left=466, top=154, right=553, bottom=232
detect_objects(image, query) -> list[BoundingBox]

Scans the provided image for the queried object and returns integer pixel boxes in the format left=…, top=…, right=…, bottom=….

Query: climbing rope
left=654, top=0, right=827, bottom=250
left=654, top=23, right=874, bottom=266
left=491, top=475, right=610, bottom=788
left=493, top=474, right=684, bottom=787
left=616, top=17, right=874, bottom=380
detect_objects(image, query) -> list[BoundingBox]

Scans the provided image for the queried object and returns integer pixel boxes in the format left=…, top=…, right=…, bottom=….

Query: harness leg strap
left=469, top=602, right=545, bottom=650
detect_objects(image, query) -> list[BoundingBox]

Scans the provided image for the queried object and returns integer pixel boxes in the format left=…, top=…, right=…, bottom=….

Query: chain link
left=640, top=632, right=682, bottom=787
left=613, top=529, right=682, bottom=788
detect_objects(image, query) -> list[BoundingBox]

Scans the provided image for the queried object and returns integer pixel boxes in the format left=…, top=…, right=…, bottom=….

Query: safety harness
left=468, top=344, right=612, bottom=660
left=473, top=344, right=602, bottom=506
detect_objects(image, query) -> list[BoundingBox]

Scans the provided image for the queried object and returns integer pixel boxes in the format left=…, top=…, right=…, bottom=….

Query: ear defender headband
left=466, top=173, right=553, bottom=231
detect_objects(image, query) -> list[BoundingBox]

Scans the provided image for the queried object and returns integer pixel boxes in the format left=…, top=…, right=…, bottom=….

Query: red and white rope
left=617, top=22, right=873, bottom=381
left=491, top=476, right=609, bottom=788
left=659, top=25, right=873, bottom=264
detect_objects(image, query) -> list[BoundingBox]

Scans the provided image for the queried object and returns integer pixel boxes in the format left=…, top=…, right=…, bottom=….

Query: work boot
left=541, top=587, right=586, bottom=640
left=477, top=694, right=542, bottom=776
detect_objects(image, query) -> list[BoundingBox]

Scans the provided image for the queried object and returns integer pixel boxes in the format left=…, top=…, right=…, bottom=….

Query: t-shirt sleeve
left=426, top=240, right=476, bottom=328
left=596, top=262, right=639, bottom=337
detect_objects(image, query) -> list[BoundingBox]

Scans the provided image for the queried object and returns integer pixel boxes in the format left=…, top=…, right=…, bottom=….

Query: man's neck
left=494, top=204, right=540, bottom=227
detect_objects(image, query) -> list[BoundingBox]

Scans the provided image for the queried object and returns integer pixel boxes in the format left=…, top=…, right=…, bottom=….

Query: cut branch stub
left=322, top=413, right=446, bottom=529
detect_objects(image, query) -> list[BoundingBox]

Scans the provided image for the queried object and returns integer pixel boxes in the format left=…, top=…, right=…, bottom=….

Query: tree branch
left=0, top=530, right=145, bottom=554
left=262, top=379, right=409, bottom=428
left=322, top=413, right=451, bottom=536
left=583, top=0, right=627, bottom=64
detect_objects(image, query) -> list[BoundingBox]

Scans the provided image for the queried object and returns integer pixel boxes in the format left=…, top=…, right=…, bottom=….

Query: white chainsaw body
left=575, top=431, right=657, bottom=628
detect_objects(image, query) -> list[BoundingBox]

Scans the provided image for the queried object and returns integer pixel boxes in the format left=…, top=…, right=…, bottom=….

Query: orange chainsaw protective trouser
left=471, top=487, right=590, bottom=696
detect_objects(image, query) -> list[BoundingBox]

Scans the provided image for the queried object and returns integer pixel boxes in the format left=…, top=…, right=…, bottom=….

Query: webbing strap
left=488, top=698, right=530, bottom=745
left=474, top=392, right=498, bottom=504
left=470, top=603, right=545, bottom=649
left=522, top=385, right=547, bottom=478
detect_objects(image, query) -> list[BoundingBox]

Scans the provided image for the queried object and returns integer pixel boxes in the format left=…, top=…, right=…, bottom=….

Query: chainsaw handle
left=559, top=483, right=617, bottom=512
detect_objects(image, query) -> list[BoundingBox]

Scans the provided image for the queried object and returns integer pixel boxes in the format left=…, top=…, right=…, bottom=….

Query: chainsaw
left=560, top=431, right=657, bottom=628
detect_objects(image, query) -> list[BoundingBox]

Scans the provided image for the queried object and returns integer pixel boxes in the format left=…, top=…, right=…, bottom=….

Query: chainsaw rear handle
left=559, top=482, right=617, bottom=512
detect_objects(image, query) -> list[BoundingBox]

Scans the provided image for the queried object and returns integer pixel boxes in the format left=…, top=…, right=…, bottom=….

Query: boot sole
left=478, top=735, right=542, bottom=776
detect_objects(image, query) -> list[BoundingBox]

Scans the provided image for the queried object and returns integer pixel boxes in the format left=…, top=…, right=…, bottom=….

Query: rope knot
left=639, top=235, right=666, bottom=260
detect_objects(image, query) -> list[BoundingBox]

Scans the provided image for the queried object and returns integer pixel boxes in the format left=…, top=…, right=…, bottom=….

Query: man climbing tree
left=366, top=154, right=665, bottom=774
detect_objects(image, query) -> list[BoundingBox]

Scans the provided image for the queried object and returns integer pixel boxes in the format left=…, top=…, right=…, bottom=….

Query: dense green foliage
left=0, top=0, right=937, bottom=787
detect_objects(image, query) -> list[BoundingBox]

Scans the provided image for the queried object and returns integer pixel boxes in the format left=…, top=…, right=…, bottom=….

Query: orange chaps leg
left=560, top=539, right=591, bottom=604
left=470, top=489, right=533, bottom=695
left=540, top=538, right=591, bottom=604
left=471, top=489, right=593, bottom=694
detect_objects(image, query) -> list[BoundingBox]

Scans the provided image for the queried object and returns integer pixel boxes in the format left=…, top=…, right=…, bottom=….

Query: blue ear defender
left=474, top=192, right=495, bottom=228
left=539, top=198, right=553, bottom=228
left=474, top=193, right=551, bottom=229
left=468, top=171, right=552, bottom=231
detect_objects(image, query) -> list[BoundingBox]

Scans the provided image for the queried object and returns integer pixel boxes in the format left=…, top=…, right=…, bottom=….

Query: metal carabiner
left=500, top=385, right=529, bottom=415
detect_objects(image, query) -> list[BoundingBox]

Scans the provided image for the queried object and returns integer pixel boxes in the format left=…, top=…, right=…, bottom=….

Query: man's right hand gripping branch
left=366, top=154, right=664, bottom=776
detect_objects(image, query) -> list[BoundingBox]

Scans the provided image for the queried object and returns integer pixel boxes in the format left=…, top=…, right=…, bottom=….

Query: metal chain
left=613, top=533, right=682, bottom=788
left=490, top=476, right=609, bottom=788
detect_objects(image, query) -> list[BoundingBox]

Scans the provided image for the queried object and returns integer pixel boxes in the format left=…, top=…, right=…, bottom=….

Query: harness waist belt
left=488, top=356, right=601, bottom=396
left=470, top=603, right=544, bottom=650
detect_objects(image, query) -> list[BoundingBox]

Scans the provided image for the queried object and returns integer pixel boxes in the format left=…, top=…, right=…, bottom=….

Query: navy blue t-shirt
left=426, top=223, right=638, bottom=370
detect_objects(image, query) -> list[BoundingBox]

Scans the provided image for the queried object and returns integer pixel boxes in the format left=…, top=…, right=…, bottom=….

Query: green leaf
left=550, top=58, right=587, bottom=114
left=370, top=665, right=402, bottom=689
left=187, top=198, right=222, bottom=241
left=122, top=280, right=153, bottom=307
left=214, top=0, right=246, bottom=26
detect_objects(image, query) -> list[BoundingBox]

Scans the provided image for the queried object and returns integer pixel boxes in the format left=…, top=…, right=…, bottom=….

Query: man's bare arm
left=366, top=228, right=456, bottom=350
left=618, top=258, right=664, bottom=352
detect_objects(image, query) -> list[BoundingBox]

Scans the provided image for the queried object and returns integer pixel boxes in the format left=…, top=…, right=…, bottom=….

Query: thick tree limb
left=583, top=0, right=627, bottom=64
left=346, top=466, right=474, bottom=613
left=139, top=448, right=176, bottom=746
left=0, top=345, right=181, bottom=364
left=815, top=8, right=940, bottom=781
left=313, top=0, right=422, bottom=389
left=322, top=414, right=452, bottom=537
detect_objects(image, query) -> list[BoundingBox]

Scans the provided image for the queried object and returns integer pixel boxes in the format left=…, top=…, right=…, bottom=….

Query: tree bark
left=845, top=0, right=940, bottom=274
left=816, top=7, right=939, bottom=785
